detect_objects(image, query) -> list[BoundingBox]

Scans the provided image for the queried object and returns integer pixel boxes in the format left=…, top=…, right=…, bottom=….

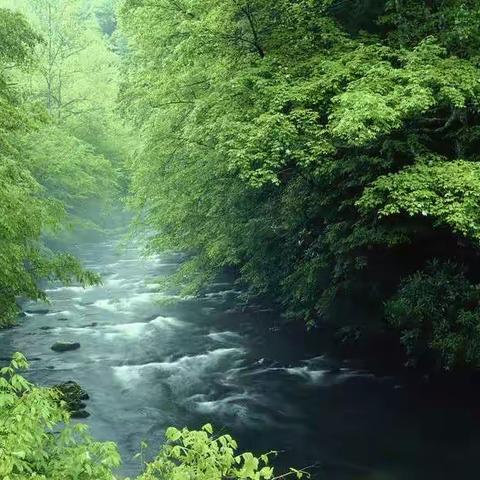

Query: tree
left=0, top=7, right=104, bottom=326
left=119, top=0, right=480, bottom=368
left=0, top=0, right=131, bottom=230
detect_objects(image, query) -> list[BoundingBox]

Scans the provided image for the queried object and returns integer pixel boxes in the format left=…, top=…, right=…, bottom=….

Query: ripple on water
left=285, top=366, right=327, bottom=383
left=149, top=316, right=186, bottom=329
left=103, top=317, right=183, bottom=339
left=53, top=316, right=185, bottom=340
left=189, top=389, right=277, bottom=428
left=92, top=293, right=157, bottom=313
left=194, top=392, right=252, bottom=418
left=92, top=299, right=120, bottom=312
left=285, top=364, right=376, bottom=386
left=103, top=322, right=149, bottom=339
left=207, top=331, right=243, bottom=345
left=112, top=348, right=246, bottom=394
left=104, top=275, right=126, bottom=287
left=45, top=310, right=73, bottom=317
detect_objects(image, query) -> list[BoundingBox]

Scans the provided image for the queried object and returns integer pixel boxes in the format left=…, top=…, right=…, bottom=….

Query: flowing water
left=1, top=234, right=480, bottom=479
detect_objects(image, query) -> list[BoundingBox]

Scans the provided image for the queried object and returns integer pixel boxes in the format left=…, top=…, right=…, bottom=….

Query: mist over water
left=2, top=233, right=480, bottom=479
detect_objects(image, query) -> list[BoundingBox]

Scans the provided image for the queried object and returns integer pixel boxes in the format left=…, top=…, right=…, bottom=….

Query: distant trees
left=0, top=1, right=129, bottom=326
left=119, top=0, right=480, bottom=370
left=0, top=7, right=103, bottom=326
left=30, top=0, right=86, bottom=118
left=6, top=0, right=135, bottom=219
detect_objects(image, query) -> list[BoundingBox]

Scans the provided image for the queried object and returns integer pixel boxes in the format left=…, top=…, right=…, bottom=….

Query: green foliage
left=0, top=353, right=121, bottom=479
left=138, top=425, right=279, bottom=480
left=0, top=7, right=41, bottom=65
left=1, top=0, right=131, bottom=202
left=385, top=262, right=480, bottom=370
left=359, top=160, right=480, bottom=241
left=0, top=354, right=303, bottom=480
left=23, top=125, right=118, bottom=229
left=381, top=0, right=480, bottom=57
left=119, top=0, right=480, bottom=368
left=0, top=6, right=108, bottom=327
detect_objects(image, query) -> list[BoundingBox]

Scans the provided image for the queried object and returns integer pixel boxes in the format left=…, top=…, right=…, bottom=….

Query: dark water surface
left=1, top=234, right=479, bottom=479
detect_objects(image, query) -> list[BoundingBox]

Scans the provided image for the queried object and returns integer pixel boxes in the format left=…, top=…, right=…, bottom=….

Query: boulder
left=70, top=400, right=87, bottom=410
left=51, top=342, right=80, bottom=352
left=53, top=381, right=90, bottom=419
left=71, top=410, right=90, bottom=419
left=54, top=380, right=89, bottom=400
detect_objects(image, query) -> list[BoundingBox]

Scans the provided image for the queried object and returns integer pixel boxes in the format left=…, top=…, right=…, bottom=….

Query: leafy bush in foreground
left=0, top=353, right=307, bottom=480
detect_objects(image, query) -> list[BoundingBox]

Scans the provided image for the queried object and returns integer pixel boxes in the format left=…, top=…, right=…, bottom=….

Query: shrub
left=385, top=261, right=480, bottom=370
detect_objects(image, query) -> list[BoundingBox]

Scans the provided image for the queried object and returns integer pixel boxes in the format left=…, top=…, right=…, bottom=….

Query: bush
left=385, top=261, right=480, bottom=370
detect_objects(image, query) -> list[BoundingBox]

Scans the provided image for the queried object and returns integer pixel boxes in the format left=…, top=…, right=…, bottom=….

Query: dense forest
left=119, top=0, right=480, bottom=372
left=1, top=0, right=480, bottom=478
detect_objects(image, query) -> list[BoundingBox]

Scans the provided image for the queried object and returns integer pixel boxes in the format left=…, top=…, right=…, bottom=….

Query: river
left=1, top=233, right=479, bottom=479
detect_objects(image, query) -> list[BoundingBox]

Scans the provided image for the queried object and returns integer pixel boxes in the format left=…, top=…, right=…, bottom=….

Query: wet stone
left=53, top=381, right=90, bottom=419
left=71, top=410, right=90, bottom=419
left=51, top=342, right=81, bottom=352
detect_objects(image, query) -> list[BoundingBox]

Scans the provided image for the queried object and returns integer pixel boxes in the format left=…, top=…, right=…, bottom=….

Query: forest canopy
left=118, top=0, right=480, bottom=371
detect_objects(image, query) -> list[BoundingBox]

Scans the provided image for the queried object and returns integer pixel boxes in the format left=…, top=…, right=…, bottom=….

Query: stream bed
left=1, top=234, right=479, bottom=479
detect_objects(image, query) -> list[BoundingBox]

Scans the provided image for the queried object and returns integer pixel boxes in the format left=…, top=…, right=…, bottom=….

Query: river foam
left=112, top=348, right=246, bottom=394
left=207, top=331, right=243, bottom=344
left=46, top=286, right=91, bottom=294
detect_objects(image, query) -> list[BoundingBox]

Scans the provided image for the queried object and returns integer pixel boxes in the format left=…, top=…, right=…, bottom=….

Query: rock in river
left=53, top=381, right=90, bottom=418
left=51, top=341, right=81, bottom=352
left=71, top=410, right=90, bottom=419
left=54, top=380, right=89, bottom=400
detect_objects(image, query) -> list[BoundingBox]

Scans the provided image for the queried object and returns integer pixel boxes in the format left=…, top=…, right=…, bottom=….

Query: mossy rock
left=54, top=380, right=89, bottom=400
left=53, top=381, right=90, bottom=418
